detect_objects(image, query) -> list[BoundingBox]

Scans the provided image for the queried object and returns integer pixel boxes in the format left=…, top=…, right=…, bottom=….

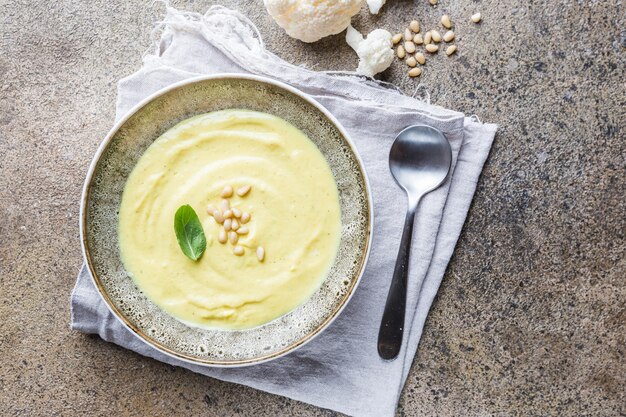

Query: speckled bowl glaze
left=81, top=74, right=372, bottom=367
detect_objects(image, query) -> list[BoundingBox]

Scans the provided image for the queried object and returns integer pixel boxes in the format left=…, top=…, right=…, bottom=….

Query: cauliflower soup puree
left=118, top=110, right=342, bottom=330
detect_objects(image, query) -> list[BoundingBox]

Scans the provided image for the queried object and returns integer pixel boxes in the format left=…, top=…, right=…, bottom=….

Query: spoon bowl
left=378, top=125, right=452, bottom=360
left=389, top=125, right=452, bottom=197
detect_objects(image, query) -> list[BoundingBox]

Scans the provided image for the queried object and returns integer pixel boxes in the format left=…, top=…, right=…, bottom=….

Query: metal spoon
left=378, top=125, right=452, bottom=360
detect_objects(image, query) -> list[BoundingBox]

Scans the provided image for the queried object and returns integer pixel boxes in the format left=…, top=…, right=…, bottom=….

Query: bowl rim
left=80, top=73, right=373, bottom=367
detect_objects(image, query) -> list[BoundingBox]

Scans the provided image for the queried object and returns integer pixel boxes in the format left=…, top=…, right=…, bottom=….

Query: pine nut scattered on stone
left=256, top=246, right=265, bottom=262
left=221, top=185, right=233, bottom=198
left=446, top=45, right=457, bottom=56
left=424, top=31, right=432, bottom=44
left=443, top=30, right=455, bottom=42
left=404, top=41, right=416, bottom=53
left=471, top=12, right=482, bottom=23
left=410, top=20, right=420, bottom=33
left=241, top=212, right=251, bottom=224
left=408, top=67, right=422, bottom=77
left=406, top=56, right=417, bottom=67
left=236, top=185, right=251, bottom=197
left=426, top=43, right=439, bottom=53
left=404, top=28, right=412, bottom=41
left=232, top=207, right=242, bottom=218
left=233, top=245, right=244, bottom=256
left=429, top=0, right=438, bottom=5
left=415, top=52, right=426, bottom=65
left=229, top=231, right=239, bottom=244
left=413, top=33, right=423, bottom=44
left=213, top=211, right=225, bottom=224
left=397, top=45, right=406, bottom=59
left=223, top=218, right=232, bottom=231
left=218, top=229, right=227, bottom=244
left=392, top=33, right=403, bottom=44
left=441, top=15, right=452, bottom=29
left=237, top=226, right=249, bottom=235
left=431, top=30, right=442, bottom=43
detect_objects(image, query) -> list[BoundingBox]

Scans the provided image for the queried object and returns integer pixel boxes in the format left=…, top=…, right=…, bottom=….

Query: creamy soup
left=118, top=110, right=341, bottom=330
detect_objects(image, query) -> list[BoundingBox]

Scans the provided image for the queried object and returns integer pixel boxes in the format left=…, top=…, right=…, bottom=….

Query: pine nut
left=397, top=45, right=406, bottom=59
left=415, top=52, right=426, bottom=65
left=392, top=33, right=402, bottom=44
left=404, top=28, right=412, bottom=41
left=446, top=45, right=457, bottom=56
left=231, top=219, right=240, bottom=231
left=413, top=33, right=423, bottom=44
left=232, top=207, right=242, bottom=218
left=471, top=12, right=481, bottom=23
left=236, top=185, right=251, bottom=197
left=443, top=30, right=455, bottom=42
left=441, top=15, right=452, bottom=29
left=218, top=229, right=227, bottom=244
left=223, top=209, right=233, bottom=219
left=431, top=30, right=442, bottom=43
left=406, top=56, right=417, bottom=67
left=408, top=67, right=422, bottom=77
left=233, top=245, right=244, bottom=256
left=429, top=0, right=438, bottom=5
left=207, top=205, right=216, bottom=216
left=241, top=212, right=251, bottom=224
left=220, top=199, right=229, bottom=211
left=425, top=43, right=439, bottom=53
left=229, top=231, right=239, bottom=244
left=213, top=211, right=224, bottom=224
left=223, top=218, right=232, bottom=231
left=409, top=20, right=420, bottom=33
left=404, top=41, right=416, bottom=53
left=237, top=226, right=249, bottom=235
left=220, top=185, right=233, bottom=198
left=424, top=31, right=432, bottom=44
left=256, top=246, right=265, bottom=262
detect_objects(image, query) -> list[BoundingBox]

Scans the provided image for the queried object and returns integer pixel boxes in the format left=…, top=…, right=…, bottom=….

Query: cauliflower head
left=264, top=0, right=362, bottom=43
left=346, top=25, right=394, bottom=77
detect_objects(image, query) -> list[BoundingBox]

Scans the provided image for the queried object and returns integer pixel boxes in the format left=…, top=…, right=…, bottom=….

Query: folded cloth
left=71, top=5, right=497, bottom=417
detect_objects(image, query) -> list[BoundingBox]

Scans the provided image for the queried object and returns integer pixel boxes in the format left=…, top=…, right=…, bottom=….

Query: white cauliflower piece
left=365, top=0, right=387, bottom=14
left=264, top=0, right=362, bottom=43
left=346, top=25, right=394, bottom=77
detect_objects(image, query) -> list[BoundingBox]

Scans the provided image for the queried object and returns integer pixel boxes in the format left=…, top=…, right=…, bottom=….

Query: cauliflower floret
left=346, top=25, right=394, bottom=77
left=264, top=0, right=362, bottom=43
left=365, top=0, right=387, bottom=14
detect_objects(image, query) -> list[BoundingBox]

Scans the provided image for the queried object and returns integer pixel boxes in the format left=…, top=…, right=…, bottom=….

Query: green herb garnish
left=174, top=204, right=206, bottom=261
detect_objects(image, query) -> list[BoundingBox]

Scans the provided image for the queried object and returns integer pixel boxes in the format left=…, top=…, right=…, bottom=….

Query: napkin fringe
left=145, top=1, right=436, bottom=108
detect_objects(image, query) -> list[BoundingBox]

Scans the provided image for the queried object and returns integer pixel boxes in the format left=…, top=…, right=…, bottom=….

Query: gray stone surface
left=0, top=0, right=624, bottom=415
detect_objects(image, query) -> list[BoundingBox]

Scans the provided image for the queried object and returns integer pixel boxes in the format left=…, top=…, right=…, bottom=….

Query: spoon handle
left=377, top=201, right=419, bottom=360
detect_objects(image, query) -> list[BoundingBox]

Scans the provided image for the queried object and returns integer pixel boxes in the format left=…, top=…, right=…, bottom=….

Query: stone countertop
left=0, top=0, right=624, bottom=415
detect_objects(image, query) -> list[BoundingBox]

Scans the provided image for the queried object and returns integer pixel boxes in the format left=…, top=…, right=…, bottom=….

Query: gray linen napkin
left=71, top=5, right=497, bottom=417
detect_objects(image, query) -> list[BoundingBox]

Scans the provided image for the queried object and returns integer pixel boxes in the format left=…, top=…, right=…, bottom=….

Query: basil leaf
left=174, top=204, right=206, bottom=261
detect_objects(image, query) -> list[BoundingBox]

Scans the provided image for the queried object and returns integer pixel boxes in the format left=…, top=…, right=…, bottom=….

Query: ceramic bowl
left=81, top=74, right=372, bottom=366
